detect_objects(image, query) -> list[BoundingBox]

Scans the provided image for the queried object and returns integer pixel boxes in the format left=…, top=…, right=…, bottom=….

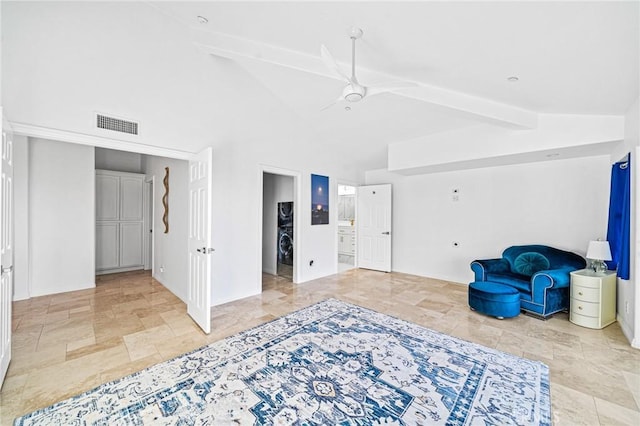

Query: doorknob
left=197, top=247, right=215, bottom=254
left=381, top=231, right=390, bottom=235
left=1, top=265, right=13, bottom=274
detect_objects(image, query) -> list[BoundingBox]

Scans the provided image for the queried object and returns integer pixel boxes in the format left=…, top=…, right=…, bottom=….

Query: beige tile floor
left=1, top=269, right=639, bottom=425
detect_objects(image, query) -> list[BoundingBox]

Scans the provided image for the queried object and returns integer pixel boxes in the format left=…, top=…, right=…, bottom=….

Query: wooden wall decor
left=162, top=167, right=169, bottom=233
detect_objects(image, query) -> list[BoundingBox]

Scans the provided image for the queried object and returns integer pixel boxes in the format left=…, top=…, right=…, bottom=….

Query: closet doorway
left=262, top=172, right=295, bottom=281
left=260, top=166, right=301, bottom=290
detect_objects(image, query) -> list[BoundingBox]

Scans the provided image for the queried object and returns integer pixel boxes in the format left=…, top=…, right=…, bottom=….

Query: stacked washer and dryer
left=277, top=202, right=294, bottom=279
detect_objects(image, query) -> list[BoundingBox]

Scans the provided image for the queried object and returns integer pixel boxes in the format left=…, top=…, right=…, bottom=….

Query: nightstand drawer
left=571, top=285, right=600, bottom=302
left=570, top=273, right=602, bottom=289
left=570, top=311, right=601, bottom=329
left=571, top=300, right=600, bottom=317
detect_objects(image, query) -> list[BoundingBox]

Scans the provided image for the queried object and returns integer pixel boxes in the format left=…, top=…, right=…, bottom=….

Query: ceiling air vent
left=96, top=114, right=138, bottom=135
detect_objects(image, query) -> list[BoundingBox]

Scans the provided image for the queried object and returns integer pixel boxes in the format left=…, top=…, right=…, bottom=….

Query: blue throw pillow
left=513, top=252, right=550, bottom=276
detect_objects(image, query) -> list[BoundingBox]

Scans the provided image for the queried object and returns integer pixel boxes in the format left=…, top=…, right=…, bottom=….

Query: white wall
left=29, top=138, right=95, bottom=296
left=13, top=134, right=29, bottom=300
left=95, top=148, right=142, bottom=173
left=366, top=155, right=611, bottom=284
left=143, top=155, right=189, bottom=302
left=2, top=2, right=361, bottom=307
left=1, top=1, right=227, bottom=154
left=262, top=173, right=294, bottom=275
left=388, top=115, right=624, bottom=175
left=206, top=60, right=359, bottom=305
left=613, top=97, right=639, bottom=347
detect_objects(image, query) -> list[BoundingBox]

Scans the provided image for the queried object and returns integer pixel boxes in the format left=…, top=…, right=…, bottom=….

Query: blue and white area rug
left=16, top=299, right=550, bottom=425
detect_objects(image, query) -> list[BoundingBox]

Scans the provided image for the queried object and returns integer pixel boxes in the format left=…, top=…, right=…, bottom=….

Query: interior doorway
left=262, top=172, right=295, bottom=281
left=337, top=184, right=357, bottom=272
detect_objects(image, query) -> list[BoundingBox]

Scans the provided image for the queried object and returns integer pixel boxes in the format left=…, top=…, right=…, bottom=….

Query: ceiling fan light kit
left=343, top=84, right=365, bottom=102
left=320, top=27, right=418, bottom=110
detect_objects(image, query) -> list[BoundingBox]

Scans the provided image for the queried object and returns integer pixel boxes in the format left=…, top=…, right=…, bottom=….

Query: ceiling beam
left=192, top=28, right=538, bottom=129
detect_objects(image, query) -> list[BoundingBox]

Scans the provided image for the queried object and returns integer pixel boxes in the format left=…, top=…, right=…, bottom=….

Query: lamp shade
left=586, top=240, right=612, bottom=261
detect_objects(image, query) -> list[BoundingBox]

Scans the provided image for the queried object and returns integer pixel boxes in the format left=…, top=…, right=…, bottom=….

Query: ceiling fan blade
left=320, top=96, right=345, bottom=111
left=366, top=81, right=419, bottom=97
left=320, top=44, right=352, bottom=83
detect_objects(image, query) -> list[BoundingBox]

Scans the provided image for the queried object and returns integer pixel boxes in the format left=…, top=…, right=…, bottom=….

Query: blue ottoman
left=468, top=281, right=521, bottom=319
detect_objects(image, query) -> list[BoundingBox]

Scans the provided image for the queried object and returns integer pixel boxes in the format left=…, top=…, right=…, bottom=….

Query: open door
left=357, top=184, right=391, bottom=272
left=0, top=113, right=14, bottom=387
left=187, top=148, right=213, bottom=334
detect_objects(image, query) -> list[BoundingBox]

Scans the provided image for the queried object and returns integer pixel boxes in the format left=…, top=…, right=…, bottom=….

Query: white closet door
left=96, top=222, right=119, bottom=270
left=120, top=222, right=143, bottom=267
left=96, top=174, right=119, bottom=221
left=120, top=176, right=143, bottom=221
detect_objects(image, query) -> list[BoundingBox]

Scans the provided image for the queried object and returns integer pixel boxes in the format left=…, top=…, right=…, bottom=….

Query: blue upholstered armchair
left=471, top=245, right=586, bottom=318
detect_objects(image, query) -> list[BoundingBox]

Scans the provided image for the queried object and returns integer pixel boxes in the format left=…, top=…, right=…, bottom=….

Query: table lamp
left=586, top=240, right=612, bottom=274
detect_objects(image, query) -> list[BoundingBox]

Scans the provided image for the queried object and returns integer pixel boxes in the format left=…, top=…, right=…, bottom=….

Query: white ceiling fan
left=320, top=27, right=417, bottom=110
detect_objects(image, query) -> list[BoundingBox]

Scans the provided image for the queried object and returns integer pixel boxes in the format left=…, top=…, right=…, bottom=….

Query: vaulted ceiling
left=153, top=1, right=638, bottom=114
left=149, top=1, right=638, bottom=171
left=3, top=1, right=638, bottom=173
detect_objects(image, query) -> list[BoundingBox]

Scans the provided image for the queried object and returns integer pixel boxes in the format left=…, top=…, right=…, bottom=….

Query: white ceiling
left=152, top=1, right=638, bottom=113
left=6, top=1, right=632, bottom=173
left=146, top=1, right=638, bottom=171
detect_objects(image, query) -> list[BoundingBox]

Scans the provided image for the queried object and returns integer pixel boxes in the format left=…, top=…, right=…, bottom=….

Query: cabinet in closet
left=96, top=170, right=145, bottom=274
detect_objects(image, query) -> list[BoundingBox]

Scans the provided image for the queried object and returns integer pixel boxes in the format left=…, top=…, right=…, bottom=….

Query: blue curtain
left=606, top=155, right=630, bottom=279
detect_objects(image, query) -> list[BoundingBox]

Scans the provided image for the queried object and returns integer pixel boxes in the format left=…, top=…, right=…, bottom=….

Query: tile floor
left=1, top=269, right=639, bottom=425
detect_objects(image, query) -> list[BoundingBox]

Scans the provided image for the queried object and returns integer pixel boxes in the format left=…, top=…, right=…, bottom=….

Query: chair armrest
left=470, top=258, right=510, bottom=281
left=531, top=268, right=573, bottom=301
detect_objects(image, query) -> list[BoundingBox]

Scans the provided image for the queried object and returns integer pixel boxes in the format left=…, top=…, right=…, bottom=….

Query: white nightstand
left=569, top=269, right=617, bottom=329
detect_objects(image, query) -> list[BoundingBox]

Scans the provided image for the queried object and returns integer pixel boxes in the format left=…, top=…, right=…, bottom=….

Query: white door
left=187, top=148, right=213, bottom=334
left=0, top=114, right=14, bottom=387
left=357, top=184, right=392, bottom=272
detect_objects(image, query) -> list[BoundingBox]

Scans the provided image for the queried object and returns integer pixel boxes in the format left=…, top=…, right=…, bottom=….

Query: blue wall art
left=311, top=174, right=329, bottom=225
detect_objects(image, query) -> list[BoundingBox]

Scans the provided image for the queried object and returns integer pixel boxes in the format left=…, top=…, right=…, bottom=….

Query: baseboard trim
left=616, top=313, right=638, bottom=348
left=97, top=266, right=144, bottom=275
left=152, top=274, right=186, bottom=304
left=29, top=281, right=96, bottom=298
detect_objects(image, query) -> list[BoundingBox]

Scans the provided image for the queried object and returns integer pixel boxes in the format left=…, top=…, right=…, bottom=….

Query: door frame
left=258, top=165, right=301, bottom=288
left=336, top=181, right=359, bottom=271
left=11, top=123, right=194, bottom=294
left=143, top=177, right=154, bottom=272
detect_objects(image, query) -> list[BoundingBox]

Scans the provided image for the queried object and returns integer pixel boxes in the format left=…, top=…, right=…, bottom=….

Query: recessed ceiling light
left=345, top=106, right=351, bottom=111
left=507, top=76, right=519, bottom=82
left=197, top=16, right=209, bottom=24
